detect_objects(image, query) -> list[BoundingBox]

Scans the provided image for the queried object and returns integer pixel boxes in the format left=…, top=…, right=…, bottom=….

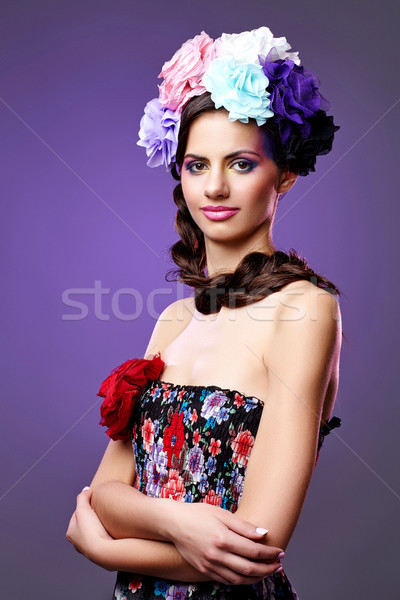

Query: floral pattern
left=113, top=379, right=341, bottom=599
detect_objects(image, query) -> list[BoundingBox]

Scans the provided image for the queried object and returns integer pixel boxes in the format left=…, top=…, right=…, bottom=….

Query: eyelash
left=184, top=159, right=256, bottom=174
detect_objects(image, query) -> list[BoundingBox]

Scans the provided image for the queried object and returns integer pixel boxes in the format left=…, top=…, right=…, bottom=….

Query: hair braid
left=165, top=93, right=342, bottom=317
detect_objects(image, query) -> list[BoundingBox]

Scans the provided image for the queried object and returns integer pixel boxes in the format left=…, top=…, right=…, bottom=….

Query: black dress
left=112, top=378, right=341, bottom=600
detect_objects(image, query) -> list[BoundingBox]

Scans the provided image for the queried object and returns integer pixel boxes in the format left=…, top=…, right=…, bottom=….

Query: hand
left=66, top=486, right=113, bottom=565
left=165, top=501, right=284, bottom=585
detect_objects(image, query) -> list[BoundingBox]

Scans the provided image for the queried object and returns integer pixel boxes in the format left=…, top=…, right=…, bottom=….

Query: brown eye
left=186, top=161, right=207, bottom=174
left=232, top=160, right=255, bottom=173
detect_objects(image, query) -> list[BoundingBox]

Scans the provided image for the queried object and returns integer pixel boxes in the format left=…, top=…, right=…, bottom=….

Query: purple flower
left=145, top=440, right=169, bottom=496
left=185, top=446, right=204, bottom=482
left=165, top=584, right=190, bottom=600
left=260, top=53, right=330, bottom=144
left=137, top=98, right=180, bottom=171
left=200, top=391, right=227, bottom=420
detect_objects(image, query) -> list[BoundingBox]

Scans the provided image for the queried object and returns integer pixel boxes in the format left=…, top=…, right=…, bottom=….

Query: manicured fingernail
left=82, top=486, right=90, bottom=491
left=275, top=566, right=283, bottom=573
left=255, top=527, right=269, bottom=535
left=278, top=552, right=285, bottom=559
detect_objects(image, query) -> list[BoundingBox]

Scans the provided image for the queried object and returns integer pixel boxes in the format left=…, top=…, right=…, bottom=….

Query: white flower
left=214, top=25, right=300, bottom=66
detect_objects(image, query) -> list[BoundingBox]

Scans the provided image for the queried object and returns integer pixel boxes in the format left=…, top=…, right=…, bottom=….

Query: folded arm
left=67, top=485, right=284, bottom=585
left=235, top=286, right=342, bottom=551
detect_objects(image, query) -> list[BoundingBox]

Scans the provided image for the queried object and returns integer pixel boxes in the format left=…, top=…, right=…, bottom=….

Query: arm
left=87, top=440, right=284, bottom=583
left=235, top=286, right=342, bottom=551
left=89, top=296, right=194, bottom=540
left=68, top=488, right=282, bottom=584
left=67, top=297, right=284, bottom=583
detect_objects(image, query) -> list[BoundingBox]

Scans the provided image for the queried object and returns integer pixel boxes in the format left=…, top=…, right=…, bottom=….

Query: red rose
left=97, top=352, right=164, bottom=441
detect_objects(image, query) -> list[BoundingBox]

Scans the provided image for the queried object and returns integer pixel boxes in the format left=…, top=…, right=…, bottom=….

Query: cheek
left=241, top=179, right=277, bottom=221
left=181, top=174, right=202, bottom=207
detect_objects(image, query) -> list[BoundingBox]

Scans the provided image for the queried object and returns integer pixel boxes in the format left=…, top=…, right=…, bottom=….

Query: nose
left=204, top=167, right=229, bottom=200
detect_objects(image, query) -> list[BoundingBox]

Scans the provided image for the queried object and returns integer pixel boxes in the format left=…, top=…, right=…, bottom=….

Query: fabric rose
left=137, top=98, right=180, bottom=171
left=202, top=56, right=274, bottom=126
left=284, top=111, right=340, bottom=176
left=214, top=26, right=300, bottom=66
left=158, top=31, right=216, bottom=112
left=261, top=55, right=329, bottom=144
left=97, top=352, right=165, bottom=441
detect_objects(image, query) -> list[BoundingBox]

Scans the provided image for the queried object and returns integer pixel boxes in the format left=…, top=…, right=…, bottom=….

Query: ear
left=278, top=168, right=298, bottom=194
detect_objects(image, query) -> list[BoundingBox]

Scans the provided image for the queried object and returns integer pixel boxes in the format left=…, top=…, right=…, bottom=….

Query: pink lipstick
left=200, top=205, right=239, bottom=221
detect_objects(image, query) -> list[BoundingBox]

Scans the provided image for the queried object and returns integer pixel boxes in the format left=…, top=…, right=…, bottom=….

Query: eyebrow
left=183, top=149, right=262, bottom=161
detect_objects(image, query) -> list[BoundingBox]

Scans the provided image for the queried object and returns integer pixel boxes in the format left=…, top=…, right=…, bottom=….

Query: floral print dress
left=111, top=378, right=341, bottom=600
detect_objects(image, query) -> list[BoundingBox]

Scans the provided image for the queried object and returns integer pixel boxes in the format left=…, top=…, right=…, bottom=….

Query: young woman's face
left=180, top=110, right=288, bottom=248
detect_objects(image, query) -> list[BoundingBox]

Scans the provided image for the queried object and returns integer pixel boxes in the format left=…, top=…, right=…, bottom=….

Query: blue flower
left=198, top=472, right=209, bottom=493
left=154, top=579, right=169, bottom=596
left=216, top=479, right=226, bottom=496
left=202, top=56, right=274, bottom=126
left=216, top=407, right=230, bottom=424
left=137, top=98, right=180, bottom=171
left=244, top=398, right=258, bottom=412
left=184, top=489, right=194, bottom=502
left=206, top=456, right=216, bottom=474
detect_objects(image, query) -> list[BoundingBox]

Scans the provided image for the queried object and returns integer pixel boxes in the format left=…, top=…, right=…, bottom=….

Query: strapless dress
left=112, top=378, right=341, bottom=600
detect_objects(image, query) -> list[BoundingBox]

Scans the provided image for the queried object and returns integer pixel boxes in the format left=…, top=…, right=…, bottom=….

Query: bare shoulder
left=267, top=279, right=342, bottom=374
left=144, top=296, right=195, bottom=357
left=276, top=279, right=341, bottom=330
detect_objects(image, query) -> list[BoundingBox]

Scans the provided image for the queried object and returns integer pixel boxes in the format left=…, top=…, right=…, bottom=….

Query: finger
left=207, top=564, right=269, bottom=586
left=220, top=511, right=277, bottom=544
left=215, top=529, right=284, bottom=562
left=76, top=486, right=92, bottom=509
left=213, top=551, right=282, bottom=579
left=66, top=513, right=77, bottom=541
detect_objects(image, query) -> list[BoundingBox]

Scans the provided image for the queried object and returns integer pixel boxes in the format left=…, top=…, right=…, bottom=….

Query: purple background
left=1, top=1, right=399, bottom=598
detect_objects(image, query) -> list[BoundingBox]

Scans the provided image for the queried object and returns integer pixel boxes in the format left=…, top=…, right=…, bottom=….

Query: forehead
left=185, top=110, right=265, bottom=156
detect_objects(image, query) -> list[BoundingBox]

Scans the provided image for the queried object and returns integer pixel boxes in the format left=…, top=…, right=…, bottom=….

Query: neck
left=204, top=229, right=276, bottom=278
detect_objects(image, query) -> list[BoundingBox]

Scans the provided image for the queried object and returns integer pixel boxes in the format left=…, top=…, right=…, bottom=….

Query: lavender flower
left=137, top=98, right=180, bottom=171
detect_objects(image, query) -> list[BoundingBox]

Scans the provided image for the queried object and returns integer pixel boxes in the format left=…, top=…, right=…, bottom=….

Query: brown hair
left=165, top=92, right=342, bottom=316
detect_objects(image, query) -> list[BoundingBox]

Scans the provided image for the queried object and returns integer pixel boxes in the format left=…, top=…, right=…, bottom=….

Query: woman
left=66, top=26, right=343, bottom=600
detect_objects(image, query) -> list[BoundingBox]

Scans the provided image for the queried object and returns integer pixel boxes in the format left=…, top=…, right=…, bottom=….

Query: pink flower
left=201, top=489, right=222, bottom=506
left=142, top=417, right=155, bottom=453
left=209, top=438, right=221, bottom=457
left=160, top=469, right=186, bottom=501
left=231, top=430, right=255, bottom=468
left=234, top=393, right=245, bottom=408
left=193, top=429, right=201, bottom=446
left=158, top=31, right=216, bottom=112
left=128, top=575, right=142, bottom=592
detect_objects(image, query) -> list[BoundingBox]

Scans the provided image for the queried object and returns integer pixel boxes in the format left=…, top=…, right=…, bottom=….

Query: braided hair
left=166, top=92, right=341, bottom=315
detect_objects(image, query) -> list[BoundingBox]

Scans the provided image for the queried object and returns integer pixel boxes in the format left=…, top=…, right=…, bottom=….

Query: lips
left=200, top=206, right=239, bottom=221
left=201, top=205, right=238, bottom=211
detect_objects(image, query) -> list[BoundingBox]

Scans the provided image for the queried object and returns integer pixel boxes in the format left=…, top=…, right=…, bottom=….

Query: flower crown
left=137, top=26, right=338, bottom=176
